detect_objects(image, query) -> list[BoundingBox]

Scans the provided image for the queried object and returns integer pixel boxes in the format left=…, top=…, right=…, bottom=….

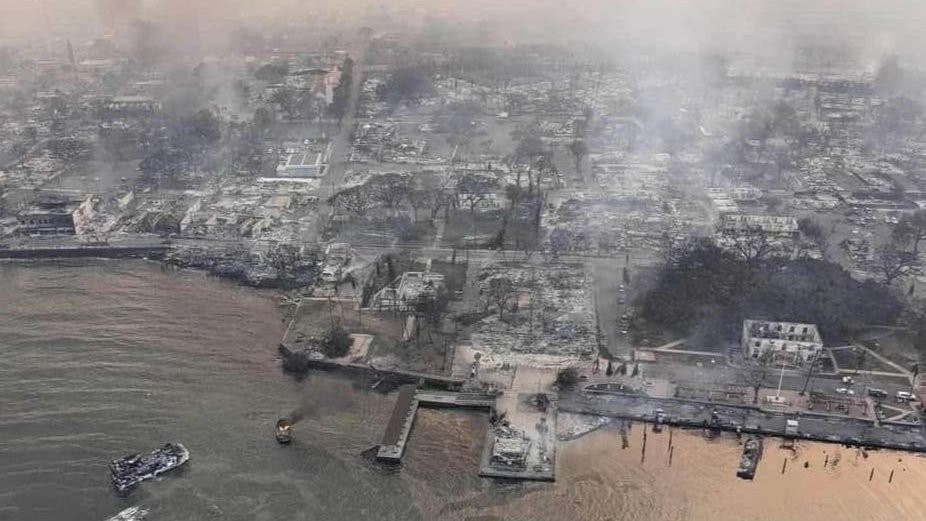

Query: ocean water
left=2, top=261, right=926, bottom=521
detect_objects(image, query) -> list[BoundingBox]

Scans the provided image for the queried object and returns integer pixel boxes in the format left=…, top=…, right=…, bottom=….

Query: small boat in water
left=110, top=443, right=189, bottom=494
left=104, top=506, right=148, bottom=521
left=276, top=418, right=293, bottom=444
left=736, top=436, right=763, bottom=480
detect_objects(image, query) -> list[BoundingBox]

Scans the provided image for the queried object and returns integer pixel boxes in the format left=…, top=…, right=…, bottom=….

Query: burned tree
left=328, top=185, right=377, bottom=218
left=731, top=227, right=777, bottom=265
left=411, top=287, right=453, bottom=346
left=321, top=325, right=352, bottom=358
left=798, top=216, right=828, bottom=251
left=377, top=67, right=435, bottom=106
left=254, top=62, right=289, bottom=83
left=741, top=351, right=774, bottom=404
left=367, top=173, right=411, bottom=215
left=485, top=276, right=517, bottom=319
left=455, top=173, right=498, bottom=216
left=568, top=139, right=588, bottom=175
left=892, top=210, right=926, bottom=255
left=48, top=137, right=91, bottom=162
left=407, top=186, right=437, bottom=222
left=555, top=366, right=581, bottom=388
left=873, top=244, right=921, bottom=286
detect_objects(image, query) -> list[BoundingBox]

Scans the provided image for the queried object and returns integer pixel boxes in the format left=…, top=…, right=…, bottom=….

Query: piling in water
left=641, top=430, right=648, bottom=464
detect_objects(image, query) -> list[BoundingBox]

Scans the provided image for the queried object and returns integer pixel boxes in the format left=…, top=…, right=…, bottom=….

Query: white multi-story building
left=741, top=320, right=823, bottom=365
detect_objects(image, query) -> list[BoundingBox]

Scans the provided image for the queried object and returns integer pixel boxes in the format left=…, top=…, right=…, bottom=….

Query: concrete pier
left=375, top=388, right=498, bottom=464
left=415, top=391, right=496, bottom=408
left=278, top=348, right=466, bottom=390
left=478, top=393, right=557, bottom=482
left=376, top=385, right=419, bottom=462
left=0, top=244, right=169, bottom=260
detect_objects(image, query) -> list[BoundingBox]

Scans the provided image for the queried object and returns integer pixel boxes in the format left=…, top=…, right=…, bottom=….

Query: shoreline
left=9, top=256, right=925, bottom=459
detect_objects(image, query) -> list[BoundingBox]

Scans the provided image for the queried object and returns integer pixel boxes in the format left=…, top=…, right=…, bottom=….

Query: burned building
left=106, top=95, right=161, bottom=115
left=16, top=195, right=92, bottom=235
left=370, top=272, right=445, bottom=311
left=276, top=151, right=324, bottom=178
left=720, top=214, right=799, bottom=237
left=741, top=320, right=823, bottom=365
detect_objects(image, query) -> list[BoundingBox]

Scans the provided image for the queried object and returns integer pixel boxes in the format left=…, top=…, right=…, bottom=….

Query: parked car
left=897, top=391, right=916, bottom=402
left=841, top=376, right=854, bottom=384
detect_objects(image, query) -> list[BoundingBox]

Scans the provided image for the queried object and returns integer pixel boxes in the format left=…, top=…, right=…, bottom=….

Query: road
left=634, top=358, right=913, bottom=399
left=558, top=390, right=926, bottom=451
left=314, top=40, right=370, bottom=241
left=0, top=234, right=167, bottom=250
left=588, top=256, right=636, bottom=358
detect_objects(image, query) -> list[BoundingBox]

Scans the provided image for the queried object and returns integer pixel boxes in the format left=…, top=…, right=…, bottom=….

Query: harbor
left=279, top=332, right=926, bottom=486
left=373, top=384, right=556, bottom=481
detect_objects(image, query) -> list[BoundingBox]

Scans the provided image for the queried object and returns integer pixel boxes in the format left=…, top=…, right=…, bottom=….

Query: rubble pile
left=471, top=265, right=597, bottom=359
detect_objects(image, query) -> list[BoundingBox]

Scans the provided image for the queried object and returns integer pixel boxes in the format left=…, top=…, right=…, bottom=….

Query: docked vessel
left=736, top=436, right=763, bottom=480
left=110, top=443, right=190, bottom=493
left=276, top=418, right=293, bottom=444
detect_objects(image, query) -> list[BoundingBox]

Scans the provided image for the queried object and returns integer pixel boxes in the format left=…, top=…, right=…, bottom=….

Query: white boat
left=104, top=506, right=148, bottom=521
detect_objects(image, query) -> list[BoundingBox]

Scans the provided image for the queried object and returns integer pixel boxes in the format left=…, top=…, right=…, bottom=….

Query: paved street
left=559, top=390, right=926, bottom=451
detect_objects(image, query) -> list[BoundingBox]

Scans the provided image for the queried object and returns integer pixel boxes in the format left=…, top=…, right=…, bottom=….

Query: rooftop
left=743, top=320, right=821, bottom=343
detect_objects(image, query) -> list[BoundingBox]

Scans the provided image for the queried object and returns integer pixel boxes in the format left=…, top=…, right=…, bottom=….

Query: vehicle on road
left=653, top=408, right=666, bottom=432
left=835, top=388, right=855, bottom=395
left=897, top=391, right=915, bottom=402
left=867, top=388, right=888, bottom=398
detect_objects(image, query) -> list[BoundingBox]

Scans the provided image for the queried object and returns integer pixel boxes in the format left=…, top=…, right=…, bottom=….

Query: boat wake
left=104, top=506, right=148, bottom=521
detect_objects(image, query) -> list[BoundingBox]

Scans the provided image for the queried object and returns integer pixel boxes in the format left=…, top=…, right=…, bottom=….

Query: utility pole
left=799, top=349, right=822, bottom=396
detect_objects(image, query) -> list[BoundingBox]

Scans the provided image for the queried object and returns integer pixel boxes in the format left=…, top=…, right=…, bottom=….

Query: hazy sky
left=1, top=0, right=925, bottom=66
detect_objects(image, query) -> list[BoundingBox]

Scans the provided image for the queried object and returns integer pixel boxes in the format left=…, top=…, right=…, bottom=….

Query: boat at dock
left=736, top=436, right=763, bottom=480
left=110, top=443, right=189, bottom=494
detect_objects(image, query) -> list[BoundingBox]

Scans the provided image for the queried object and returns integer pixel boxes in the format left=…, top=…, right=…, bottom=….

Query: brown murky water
left=405, top=411, right=926, bottom=521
